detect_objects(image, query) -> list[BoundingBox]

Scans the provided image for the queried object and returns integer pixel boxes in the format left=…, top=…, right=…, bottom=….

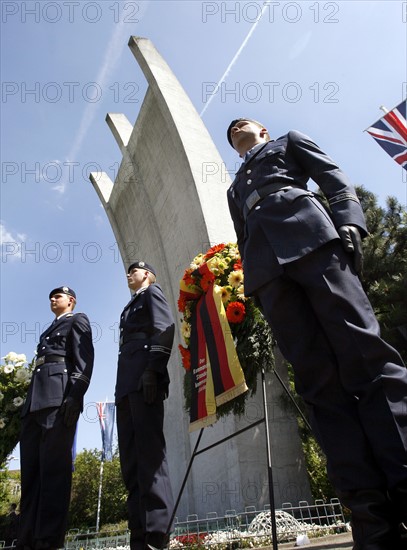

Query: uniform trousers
left=256, top=240, right=407, bottom=492
left=18, top=408, right=76, bottom=549
left=116, top=391, right=174, bottom=547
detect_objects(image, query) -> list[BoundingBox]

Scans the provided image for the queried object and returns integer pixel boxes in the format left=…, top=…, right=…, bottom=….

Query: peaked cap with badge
left=49, top=285, right=77, bottom=299
left=127, top=260, right=156, bottom=276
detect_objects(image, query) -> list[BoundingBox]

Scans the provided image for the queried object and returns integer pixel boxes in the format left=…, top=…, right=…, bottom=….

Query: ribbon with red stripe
left=188, top=274, right=248, bottom=432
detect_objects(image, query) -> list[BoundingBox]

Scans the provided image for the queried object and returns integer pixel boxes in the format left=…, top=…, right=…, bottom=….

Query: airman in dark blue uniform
left=115, top=262, right=174, bottom=550
left=18, top=286, right=94, bottom=550
left=226, top=118, right=407, bottom=550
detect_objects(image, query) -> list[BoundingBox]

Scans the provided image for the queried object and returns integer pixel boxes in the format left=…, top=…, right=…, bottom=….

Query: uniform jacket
left=22, top=312, right=94, bottom=415
left=115, top=283, right=175, bottom=403
left=227, top=130, right=368, bottom=295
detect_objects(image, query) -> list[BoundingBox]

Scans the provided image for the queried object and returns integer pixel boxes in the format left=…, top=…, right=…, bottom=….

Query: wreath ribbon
left=187, top=264, right=248, bottom=431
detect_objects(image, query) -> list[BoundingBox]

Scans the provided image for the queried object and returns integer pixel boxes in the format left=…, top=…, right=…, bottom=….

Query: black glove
left=141, top=369, right=157, bottom=404
left=338, top=224, right=363, bottom=275
left=60, top=396, right=81, bottom=427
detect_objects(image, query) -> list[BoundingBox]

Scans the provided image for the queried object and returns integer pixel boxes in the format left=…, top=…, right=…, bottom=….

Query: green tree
left=99, top=451, right=128, bottom=525
left=0, top=468, right=11, bottom=515
left=68, top=448, right=127, bottom=531
left=357, top=186, right=407, bottom=363
left=0, top=467, right=21, bottom=538
left=69, top=449, right=100, bottom=529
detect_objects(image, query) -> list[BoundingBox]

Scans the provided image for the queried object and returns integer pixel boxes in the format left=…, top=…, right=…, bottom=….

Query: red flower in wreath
left=182, top=269, right=196, bottom=287
left=178, top=345, right=191, bottom=371
left=200, top=272, right=215, bottom=292
left=226, top=301, right=246, bottom=324
left=204, top=243, right=226, bottom=259
left=233, top=259, right=243, bottom=271
left=178, top=295, right=188, bottom=313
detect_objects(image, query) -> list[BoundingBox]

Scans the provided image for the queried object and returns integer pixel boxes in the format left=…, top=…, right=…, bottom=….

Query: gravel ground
left=277, top=532, right=354, bottom=549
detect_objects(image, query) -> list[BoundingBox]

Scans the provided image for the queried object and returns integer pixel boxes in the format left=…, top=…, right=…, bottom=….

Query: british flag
left=97, top=401, right=115, bottom=461
left=366, top=100, right=407, bottom=171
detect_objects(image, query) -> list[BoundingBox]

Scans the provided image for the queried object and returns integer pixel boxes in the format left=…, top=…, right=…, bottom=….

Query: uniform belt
left=119, top=332, right=149, bottom=346
left=35, top=355, right=66, bottom=367
left=244, top=184, right=301, bottom=220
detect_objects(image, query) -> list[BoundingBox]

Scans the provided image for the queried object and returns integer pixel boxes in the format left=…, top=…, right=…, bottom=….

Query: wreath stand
left=165, top=366, right=312, bottom=550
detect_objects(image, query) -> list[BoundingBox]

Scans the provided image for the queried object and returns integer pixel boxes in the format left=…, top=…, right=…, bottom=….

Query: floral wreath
left=178, top=242, right=275, bottom=418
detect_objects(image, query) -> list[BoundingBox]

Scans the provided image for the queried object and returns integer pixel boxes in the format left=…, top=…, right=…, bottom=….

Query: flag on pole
left=97, top=402, right=115, bottom=461
left=366, top=100, right=407, bottom=170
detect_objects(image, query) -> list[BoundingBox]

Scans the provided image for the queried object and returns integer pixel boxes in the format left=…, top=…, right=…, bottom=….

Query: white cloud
left=0, top=222, right=26, bottom=261
left=52, top=184, right=66, bottom=194
left=94, top=214, right=105, bottom=227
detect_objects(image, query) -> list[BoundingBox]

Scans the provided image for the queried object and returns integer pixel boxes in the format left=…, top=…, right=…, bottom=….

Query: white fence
left=60, top=498, right=347, bottom=549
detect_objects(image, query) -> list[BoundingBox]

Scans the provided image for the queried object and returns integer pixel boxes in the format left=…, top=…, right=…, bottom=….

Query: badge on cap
left=49, top=286, right=77, bottom=300
left=127, top=260, right=156, bottom=276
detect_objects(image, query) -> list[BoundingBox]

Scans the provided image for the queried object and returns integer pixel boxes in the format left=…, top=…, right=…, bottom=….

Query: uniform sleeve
left=67, top=313, right=94, bottom=401
left=288, top=130, right=367, bottom=236
left=145, top=285, right=175, bottom=373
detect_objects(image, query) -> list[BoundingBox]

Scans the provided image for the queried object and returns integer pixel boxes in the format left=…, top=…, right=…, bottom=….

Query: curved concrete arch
left=90, top=37, right=311, bottom=520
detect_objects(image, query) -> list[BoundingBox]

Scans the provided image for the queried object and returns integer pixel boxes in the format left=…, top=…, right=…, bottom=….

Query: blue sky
left=1, top=0, right=406, bottom=465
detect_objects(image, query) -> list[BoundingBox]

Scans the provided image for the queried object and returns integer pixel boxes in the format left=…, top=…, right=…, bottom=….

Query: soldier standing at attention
left=226, top=118, right=407, bottom=550
left=115, top=261, right=175, bottom=550
left=17, top=286, right=94, bottom=550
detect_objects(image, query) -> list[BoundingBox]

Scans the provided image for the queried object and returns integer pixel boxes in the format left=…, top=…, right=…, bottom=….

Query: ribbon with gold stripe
left=188, top=267, right=248, bottom=432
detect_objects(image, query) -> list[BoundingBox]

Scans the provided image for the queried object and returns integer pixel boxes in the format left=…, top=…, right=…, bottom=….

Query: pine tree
left=357, top=186, right=407, bottom=363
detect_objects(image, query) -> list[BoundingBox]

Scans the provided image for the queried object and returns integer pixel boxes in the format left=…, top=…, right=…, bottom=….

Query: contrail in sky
left=57, top=2, right=150, bottom=193
left=200, top=0, right=272, bottom=117
left=55, top=20, right=126, bottom=193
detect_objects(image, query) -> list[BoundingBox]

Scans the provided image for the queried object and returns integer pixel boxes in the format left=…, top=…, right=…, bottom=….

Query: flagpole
left=165, top=428, right=205, bottom=539
left=363, top=105, right=390, bottom=132
left=261, top=367, right=279, bottom=550
left=96, top=457, right=104, bottom=532
left=95, top=398, right=113, bottom=533
left=364, top=102, right=405, bottom=132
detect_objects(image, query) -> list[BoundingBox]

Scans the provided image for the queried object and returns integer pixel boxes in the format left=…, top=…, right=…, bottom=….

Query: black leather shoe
left=389, top=480, right=407, bottom=545
left=338, top=488, right=400, bottom=550
left=145, top=532, right=169, bottom=550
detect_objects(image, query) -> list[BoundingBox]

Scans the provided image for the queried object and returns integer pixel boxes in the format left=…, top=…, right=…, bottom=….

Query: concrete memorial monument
left=89, top=37, right=311, bottom=520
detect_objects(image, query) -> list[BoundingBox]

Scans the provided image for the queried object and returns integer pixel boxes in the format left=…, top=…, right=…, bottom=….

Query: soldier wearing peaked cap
left=226, top=118, right=407, bottom=549
left=115, top=261, right=175, bottom=550
left=17, top=286, right=94, bottom=550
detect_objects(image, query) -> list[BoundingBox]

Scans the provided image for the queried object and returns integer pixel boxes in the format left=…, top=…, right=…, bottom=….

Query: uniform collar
left=244, top=142, right=265, bottom=161
left=132, top=286, right=148, bottom=297
left=56, top=311, right=73, bottom=320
